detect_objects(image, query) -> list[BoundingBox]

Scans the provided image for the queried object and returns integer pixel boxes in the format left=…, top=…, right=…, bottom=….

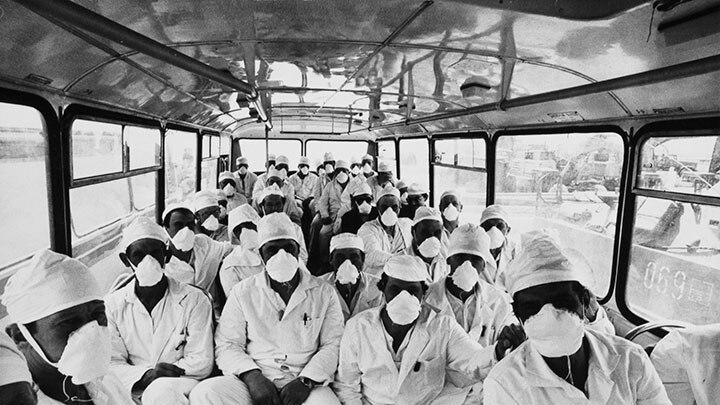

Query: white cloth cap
left=413, top=206, right=442, bottom=226
left=351, top=156, right=362, bottom=165
left=162, top=203, right=193, bottom=223
left=267, top=154, right=276, bottom=161
left=377, top=186, right=401, bottom=201
left=218, top=171, right=237, bottom=184
left=383, top=255, right=429, bottom=282
left=236, top=156, right=249, bottom=166
left=229, top=204, right=261, bottom=234
left=214, top=188, right=228, bottom=202
left=2, top=250, right=103, bottom=324
left=480, top=204, right=510, bottom=225
left=505, top=230, right=591, bottom=296
left=330, top=233, right=365, bottom=253
left=259, top=183, right=285, bottom=203
left=323, top=152, right=335, bottom=162
left=258, top=212, right=298, bottom=247
left=378, top=161, right=392, bottom=172
left=298, top=156, right=310, bottom=166
left=447, top=223, right=494, bottom=266
left=276, top=155, right=290, bottom=166
left=407, top=183, right=429, bottom=196
left=439, top=190, right=459, bottom=201
left=349, top=181, right=372, bottom=197
left=266, top=167, right=286, bottom=180
left=396, top=179, right=407, bottom=189
left=121, top=217, right=168, bottom=250
left=362, top=154, right=373, bottom=162
left=335, top=160, right=350, bottom=170
left=193, top=190, right=219, bottom=212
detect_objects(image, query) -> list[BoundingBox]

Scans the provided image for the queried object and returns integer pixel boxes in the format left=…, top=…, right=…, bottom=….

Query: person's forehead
left=262, top=239, right=296, bottom=250
left=263, top=195, right=284, bottom=204
left=352, top=193, right=371, bottom=200
left=415, top=219, right=442, bottom=232
left=440, top=195, right=459, bottom=205
left=41, top=300, right=104, bottom=324
left=169, top=209, right=194, bottom=223
left=127, top=238, right=166, bottom=256
left=514, top=281, right=576, bottom=304
left=197, top=206, right=219, bottom=215
left=483, top=218, right=508, bottom=228
left=448, top=252, right=481, bottom=262
left=386, top=277, right=423, bottom=290
left=378, top=195, right=399, bottom=206
left=333, top=247, right=363, bottom=259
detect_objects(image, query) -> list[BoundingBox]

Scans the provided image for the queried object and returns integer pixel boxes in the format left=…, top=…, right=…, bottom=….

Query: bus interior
left=1, top=0, right=720, bottom=353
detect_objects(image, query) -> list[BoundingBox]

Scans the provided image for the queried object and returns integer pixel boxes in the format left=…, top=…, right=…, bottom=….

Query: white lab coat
left=334, top=306, right=497, bottom=405
left=218, top=246, right=264, bottom=297
left=35, top=374, right=132, bottom=405
left=288, top=172, right=319, bottom=201
left=0, top=330, right=31, bottom=386
left=405, top=244, right=449, bottom=283
left=252, top=178, right=303, bottom=223
left=233, top=171, right=258, bottom=202
left=651, top=323, right=720, bottom=405
left=357, top=218, right=413, bottom=277
left=484, top=329, right=672, bottom=405
left=164, top=234, right=233, bottom=292
left=106, top=277, right=215, bottom=393
left=319, top=272, right=384, bottom=322
left=215, top=267, right=345, bottom=384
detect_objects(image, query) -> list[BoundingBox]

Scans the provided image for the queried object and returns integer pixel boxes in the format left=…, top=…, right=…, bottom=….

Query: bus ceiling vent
left=460, top=76, right=493, bottom=98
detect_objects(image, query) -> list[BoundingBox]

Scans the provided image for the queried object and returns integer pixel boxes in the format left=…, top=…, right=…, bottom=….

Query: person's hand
left=321, top=216, right=333, bottom=225
left=279, top=378, right=312, bottom=405
left=241, top=370, right=281, bottom=405
left=584, top=295, right=601, bottom=322
left=135, top=363, right=185, bottom=391
left=495, top=324, right=526, bottom=360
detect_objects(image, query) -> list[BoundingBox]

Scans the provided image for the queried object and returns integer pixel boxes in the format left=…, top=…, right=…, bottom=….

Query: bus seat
left=624, top=320, right=689, bottom=355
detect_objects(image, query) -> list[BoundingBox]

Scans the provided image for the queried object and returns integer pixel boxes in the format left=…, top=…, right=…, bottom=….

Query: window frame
left=493, top=125, right=630, bottom=304
left=398, top=135, right=432, bottom=201
left=616, top=117, right=720, bottom=326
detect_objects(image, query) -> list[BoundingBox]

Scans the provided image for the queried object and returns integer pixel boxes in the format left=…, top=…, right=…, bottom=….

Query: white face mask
left=524, top=304, right=585, bottom=358
left=170, top=227, right=195, bottom=252
left=336, top=260, right=360, bottom=285
left=450, top=260, right=479, bottom=292
left=358, top=201, right=372, bottom=215
left=336, top=172, right=349, bottom=184
left=239, top=229, right=259, bottom=250
left=265, top=249, right=298, bottom=283
left=417, top=237, right=442, bottom=258
left=351, top=166, right=360, bottom=175
left=223, top=184, right=236, bottom=197
left=487, top=226, right=505, bottom=249
left=442, top=204, right=460, bottom=222
left=238, top=166, right=248, bottom=175
left=363, top=163, right=372, bottom=173
left=57, top=321, right=112, bottom=385
left=380, top=208, right=398, bottom=227
left=400, top=192, right=408, bottom=204
left=386, top=290, right=422, bottom=325
left=219, top=206, right=227, bottom=219
left=324, top=164, right=334, bottom=174
left=300, top=167, right=309, bottom=175
left=318, top=169, right=326, bottom=177
left=132, top=255, right=164, bottom=287
left=202, top=215, right=220, bottom=232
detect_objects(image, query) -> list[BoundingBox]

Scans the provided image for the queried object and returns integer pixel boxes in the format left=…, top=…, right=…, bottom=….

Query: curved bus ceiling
left=1, top=0, right=719, bottom=139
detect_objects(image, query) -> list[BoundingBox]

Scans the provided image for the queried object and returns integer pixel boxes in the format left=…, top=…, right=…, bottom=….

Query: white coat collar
left=256, top=265, right=321, bottom=315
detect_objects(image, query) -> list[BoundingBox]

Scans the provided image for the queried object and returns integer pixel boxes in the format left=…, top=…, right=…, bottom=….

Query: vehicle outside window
left=628, top=134, right=720, bottom=325
left=0, top=103, right=50, bottom=269
left=306, top=140, right=370, bottom=170
left=165, top=129, right=198, bottom=205
left=399, top=138, right=429, bottom=191
left=433, top=137, right=487, bottom=222
left=238, top=139, right=301, bottom=171
left=494, top=132, right=625, bottom=297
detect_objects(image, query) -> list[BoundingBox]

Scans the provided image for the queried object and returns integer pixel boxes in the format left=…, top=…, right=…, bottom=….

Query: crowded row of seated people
left=1, top=153, right=718, bottom=405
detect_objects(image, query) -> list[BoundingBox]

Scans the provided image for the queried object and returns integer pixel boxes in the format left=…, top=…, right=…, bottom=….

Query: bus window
left=200, top=134, right=221, bottom=190
left=0, top=103, right=50, bottom=269
left=628, top=134, right=720, bottom=325
left=306, top=140, right=370, bottom=169
left=432, top=137, right=487, bottom=222
left=377, top=139, right=397, bottom=171
left=238, top=139, right=301, bottom=171
left=71, top=120, right=122, bottom=179
left=399, top=138, right=429, bottom=190
left=165, top=129, right=198, bottom=205
left=494, top=132, right=625, bottom=297
left=125, top=126, right=161, bottom=170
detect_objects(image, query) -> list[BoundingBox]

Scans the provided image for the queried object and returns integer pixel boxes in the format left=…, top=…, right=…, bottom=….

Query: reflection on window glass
left=201, top=159, right=219, bottom=191
left=239, top=139, right=302, bottom=170
left=306, top=141, right=369, bottom=169
left=399, top=138, right=429, bottom=189
left=434, top=138, right=486, bottom=168
left=131, top=172, right=156, bottom=210
left=433, top=138, right=487, bottom=223
left=628, top=196, right=720, bottom=325
left=495, top=133, right=625, bottom=297
left=70, top=177, right=132, bottom=238
left=125, top=126, right=161, bottom=170
left=220, top=135, right=231, bottom=155
left=638, top=135, right=720, bottom=198
left=71, top=120, right=122, bottom=179
left=377, top=139, right=396, bottom=171
left=0, top=103, right=50, bottom=268
left=165, top=130, right=197, bottom=205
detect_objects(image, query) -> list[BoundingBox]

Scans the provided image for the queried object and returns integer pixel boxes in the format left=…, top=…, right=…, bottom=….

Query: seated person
left=257, top=184, right=309, bottom=265
left=399, top=183, right=428, bottom=219
left=234, top=156, right=258, bottom=203
left=334, top=255, right=520, bottom=405
left=108, top=217, right=214, bottom=405
left=397, top=179, right=408, bottom=207
left=288, top=156, right=319, bottom=206
left=319, top=159, right=352, bottom=230
left=194, top=190, right=228, bottom=242
left=2, top=250, right=132, bottom=404
left=438, top=190, right=463, bottom=246
left=219, top=171, right=247, bottom=211
left=162, top=203, right=233, bottom=314
left=189, top=213, right=344, bottom=405
left=0, top=332, right=35, bottom=405
left=337, top=181, right=378, bottom=235
left=219, top=204, right=264, bottom=296
left=484, top=231, right=671, bottom=405
left=479, top=205, right=515, bottom=286
left=253, top=165, right=302, bottom=224
left=405, top=207, right=448, bottom=282
left=425, top=223, right=518, bottom=404
left=320, top=233, right=384, bottom=322
left=651, top=323, right=720, bottom=405
left=357, top=186, right=412, bottom=277
left=214, top=189, right=229, bottom=226
left=341, top=160, right=395, bottom=208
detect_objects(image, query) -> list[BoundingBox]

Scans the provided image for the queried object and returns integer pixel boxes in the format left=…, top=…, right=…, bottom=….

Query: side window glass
left=165, top=129, right=197, bottom=205
left=433, top=138, right=487, bottom=222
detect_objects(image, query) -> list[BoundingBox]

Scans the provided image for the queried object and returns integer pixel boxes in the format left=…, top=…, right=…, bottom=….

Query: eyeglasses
left=354, top=196, right=373, bottom=204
